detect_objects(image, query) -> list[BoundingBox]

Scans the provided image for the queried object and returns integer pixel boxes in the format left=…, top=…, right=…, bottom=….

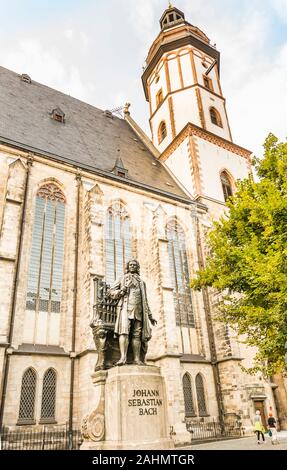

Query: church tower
left=141, top=5, right=278, bottom=432
left=142, top=4, right=252, bottom=210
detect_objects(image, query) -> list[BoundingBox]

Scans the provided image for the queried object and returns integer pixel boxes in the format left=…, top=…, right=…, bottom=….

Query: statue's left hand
left=150, top=318, right=157, bottom=326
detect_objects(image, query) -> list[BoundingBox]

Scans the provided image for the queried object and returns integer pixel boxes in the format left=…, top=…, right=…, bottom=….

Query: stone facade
left=0, top=5, right=285, bottom=446
left=0, top=142, right=278, bottom=440
left=0, top=146, right=205, bottom=439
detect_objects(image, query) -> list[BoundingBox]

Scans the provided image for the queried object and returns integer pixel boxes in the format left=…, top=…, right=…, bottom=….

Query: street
left=179, top=431, right=287, bottom=450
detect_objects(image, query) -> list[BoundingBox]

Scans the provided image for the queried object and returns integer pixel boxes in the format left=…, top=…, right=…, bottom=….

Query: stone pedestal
left=81, top=365, right=174, bottom=450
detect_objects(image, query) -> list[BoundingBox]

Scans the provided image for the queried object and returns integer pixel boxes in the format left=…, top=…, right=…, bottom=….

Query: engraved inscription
left=128, top=389, right=163, bottom=416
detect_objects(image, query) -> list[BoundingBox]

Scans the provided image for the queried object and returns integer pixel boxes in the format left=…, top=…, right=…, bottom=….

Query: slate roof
left=0, top=66, right=191, bottom=203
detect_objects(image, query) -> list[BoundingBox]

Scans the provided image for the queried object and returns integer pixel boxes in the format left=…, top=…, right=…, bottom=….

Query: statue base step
left=81, top=437, right=174, bottom=450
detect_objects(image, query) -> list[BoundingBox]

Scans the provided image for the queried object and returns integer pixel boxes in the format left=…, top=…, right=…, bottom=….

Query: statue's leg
left=132, top=320, right=144, bottom=365
left=116, top=335, right=129, bottom=365
left=141, top=342, right=148, bottom=363
left=132, top=338, right=144, bottom=365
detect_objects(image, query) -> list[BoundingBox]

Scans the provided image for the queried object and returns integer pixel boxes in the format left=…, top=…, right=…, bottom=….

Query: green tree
left=192, top=134, right=287, bottom=375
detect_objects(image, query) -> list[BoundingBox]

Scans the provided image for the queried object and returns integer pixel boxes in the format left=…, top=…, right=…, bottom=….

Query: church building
left=0, top=5, right=285, bottom=445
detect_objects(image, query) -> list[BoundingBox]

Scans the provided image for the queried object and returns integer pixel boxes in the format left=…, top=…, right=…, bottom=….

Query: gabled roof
left=0, top=66, right=191, bottom=203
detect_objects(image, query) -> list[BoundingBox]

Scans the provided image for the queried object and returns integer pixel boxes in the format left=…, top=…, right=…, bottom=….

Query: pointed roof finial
left=124, top=102, right=131, bottom=116
left=168, top=1, right=173, bottom=8
left=112, top=150, right=129, bottom=178
left=115, top=149, right=125, bottom=169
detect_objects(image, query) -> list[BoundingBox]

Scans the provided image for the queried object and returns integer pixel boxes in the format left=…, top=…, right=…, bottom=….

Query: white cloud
left=176, top=0, right=287, bottom=156
left=64, top=29, right=73, bottom=41
left=80, top=31, right=90, bottom=49
left=271, top=0, right=287, bottom=22
left=0, top=0, right=285, bottom=159
left=1, top=37, right=89, bottom=102
left=127, top=0, right=158, bottom=38
left=216, top=5, right=287, bottom=156
left=126, top=0, right=162, bottom=62
left=230, top=41, right=287, bottom=155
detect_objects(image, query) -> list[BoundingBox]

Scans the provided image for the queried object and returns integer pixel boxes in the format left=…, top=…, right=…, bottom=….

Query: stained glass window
left=220, top=172, right=233, bottom=202
left=183, top=373, right=196, bottom=417
left=40, top=369, right=57, bottom=422
left=195, top=373, right=208, bottom=416
left=167, top=220, right=195, bottom=327
left=18, top=368, right=37, bottom=423
left=158, top=121, right=167, bottom=143
left=26, top=183, right=66, bottom=319
left=210, top=107, right=223, bottom=127
left=105, top=202, right=132, bottom=284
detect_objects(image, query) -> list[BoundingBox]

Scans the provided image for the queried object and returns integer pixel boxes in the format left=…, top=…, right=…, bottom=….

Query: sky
left=0, top=0, right=287, bottom=158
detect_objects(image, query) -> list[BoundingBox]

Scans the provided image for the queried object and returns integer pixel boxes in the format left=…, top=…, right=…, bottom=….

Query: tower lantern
left=159, top=5, right=185, bottom=30
left=142, top=5, right=251, bottom=206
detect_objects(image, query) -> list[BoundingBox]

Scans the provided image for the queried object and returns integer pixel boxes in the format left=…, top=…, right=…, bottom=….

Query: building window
left=26, top=183, right=66, bottom=326
left=195, top=374, right=208, bottom=416
left=20, top=73, right=31, bottom=84
left=51, top=107, right=65, bottom=123
left=183, top=373, right=196, bottom=417
left=158, top=121, right=167, bottom=144
left=220, top=171, right=233, bottom=202
left=203, top=75, right=213, bottom=91
left=105, top=202, right=132, bottom=285
left=167, top=220, right=195, bottom=328
left=40, top=369, right=57, bottom=423
left=18, top=368, right=37, bottom=424
left=209, top=107, right=223, bottom=127
left=156, top=89, right=163, bottom=107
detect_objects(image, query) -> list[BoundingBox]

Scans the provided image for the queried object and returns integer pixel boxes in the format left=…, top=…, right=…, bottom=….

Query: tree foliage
left=192, top=134, right=287, bottom=375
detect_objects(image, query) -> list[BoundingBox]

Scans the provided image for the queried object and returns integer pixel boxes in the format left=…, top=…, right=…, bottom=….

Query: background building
left=0, top=5, right=284, bottom=445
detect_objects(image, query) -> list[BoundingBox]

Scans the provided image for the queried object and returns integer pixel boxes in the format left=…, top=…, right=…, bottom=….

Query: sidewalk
left=178, top=431, right=287, bottom=450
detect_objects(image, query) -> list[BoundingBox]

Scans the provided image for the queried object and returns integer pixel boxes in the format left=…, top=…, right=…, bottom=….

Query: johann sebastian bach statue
left=109, top=259, right=157, bottom=366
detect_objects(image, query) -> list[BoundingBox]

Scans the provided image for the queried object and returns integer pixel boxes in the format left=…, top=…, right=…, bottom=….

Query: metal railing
left=186, top=418, right=243, bottom=442
left=0, top=425, right=82, bottom=450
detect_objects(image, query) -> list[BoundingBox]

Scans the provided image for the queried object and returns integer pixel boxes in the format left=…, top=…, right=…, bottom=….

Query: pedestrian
left=254, top=410, right=266, bottom=445
left=268, top=413, right=279, bottom=445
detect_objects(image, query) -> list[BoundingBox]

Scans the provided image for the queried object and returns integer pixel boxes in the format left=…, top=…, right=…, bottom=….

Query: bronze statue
left=109, top=259, right=157, bottom=365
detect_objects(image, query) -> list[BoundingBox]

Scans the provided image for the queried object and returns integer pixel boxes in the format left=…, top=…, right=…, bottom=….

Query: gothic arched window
left=203, top=75, right=213, bottom=91
left=26, top=183, right=66, bottom=325
left=156, top=89, right=163, bottom=107
left=167, top=220, right=195, bottom=327
left=18, top=368, right=37, bottom=424
left=158, top=121, right=167, bottom=144
left=40, top=369, right=57, bottom=423
left=220, top=171, right=233, bottom=202
left=183, top=373, right=196, bottom=417
left=209, top=107, right=223, bottom=127
left=105, top=202, right=132, bottom=284
left=195, top=373, right=208, bottom=416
